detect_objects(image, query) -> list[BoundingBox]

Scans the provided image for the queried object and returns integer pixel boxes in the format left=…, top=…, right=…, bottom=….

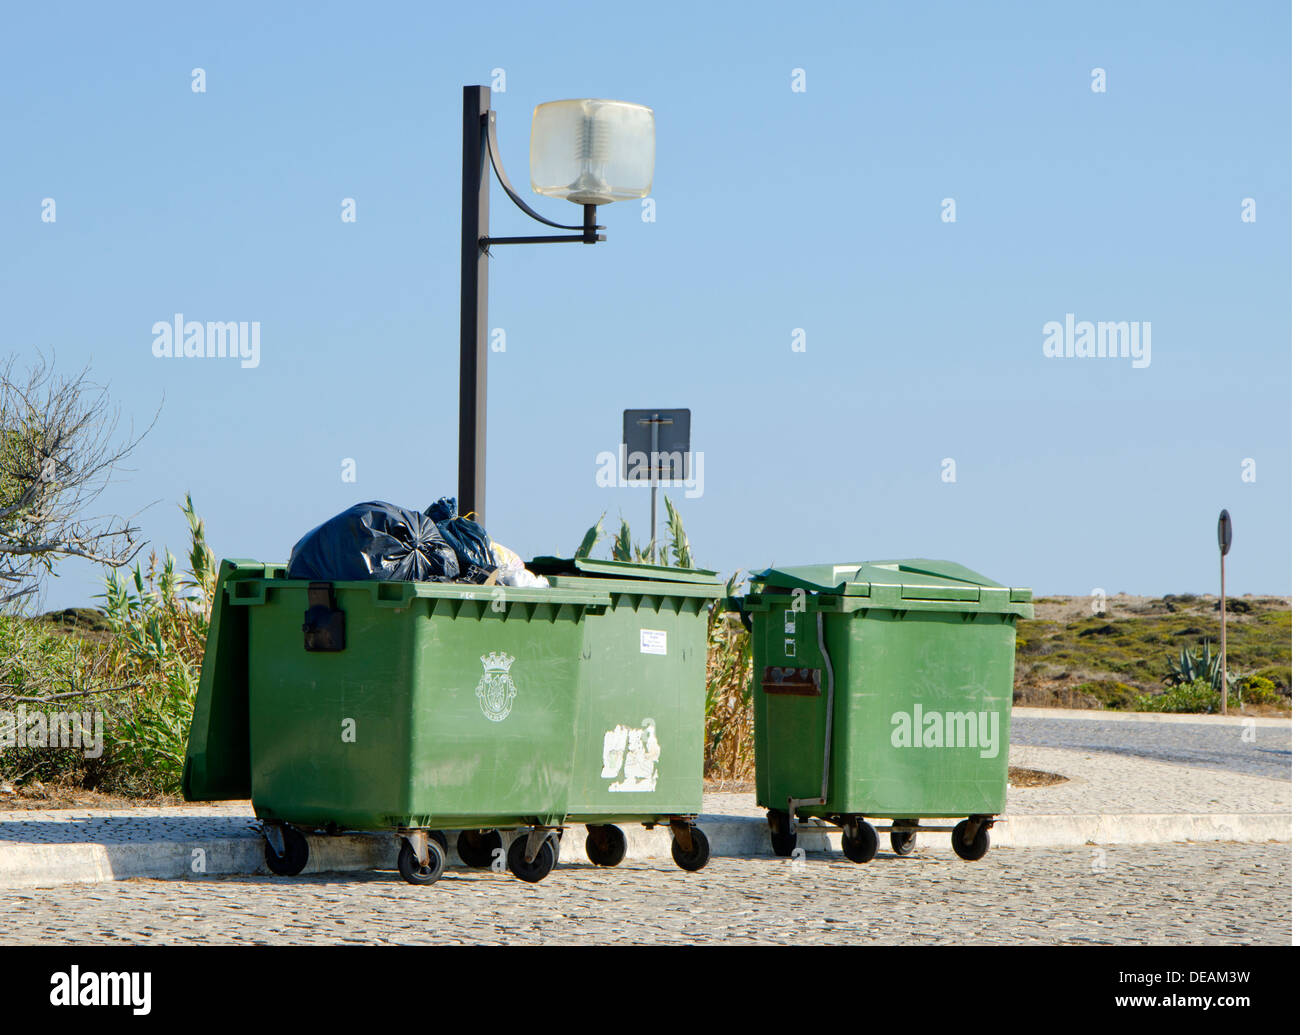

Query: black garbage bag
left=287, top=501, right=460, bottom=582
left=424, top=496, right=496, bottom=584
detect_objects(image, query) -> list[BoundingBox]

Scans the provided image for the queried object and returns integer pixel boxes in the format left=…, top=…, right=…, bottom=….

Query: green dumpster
left=737, top=559, right=1032, bottom=863
left=532, top=557, right=722, bottom=871
left=184, top=556, right=720, bottom=885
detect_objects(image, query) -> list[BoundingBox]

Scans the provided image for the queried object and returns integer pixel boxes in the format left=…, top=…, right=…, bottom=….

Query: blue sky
left=0, top=1, right=1290, bottom=609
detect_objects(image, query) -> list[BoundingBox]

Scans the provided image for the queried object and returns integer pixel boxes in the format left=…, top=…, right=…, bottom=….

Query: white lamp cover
left=530, top=99, right=655, bottom=205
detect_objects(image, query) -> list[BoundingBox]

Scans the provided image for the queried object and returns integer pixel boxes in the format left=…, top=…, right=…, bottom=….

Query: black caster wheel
left=397, top=837, right=446, bottom=885
left=890, top=820, right=918, bottom=857
left=264, top=826, right=309, bottom=876
left=456, top=829, right=503, bottom=869
left=507, top=836, right=557, bottom=883
left=767, top=810, right=797, bottom=857
left=841, top=819, right=879, bottom=864
left=951, top=820, right=990, bottom=862
left=585, top=824, right=627, bottom=867
left=670, top=827, right=710, bottom=872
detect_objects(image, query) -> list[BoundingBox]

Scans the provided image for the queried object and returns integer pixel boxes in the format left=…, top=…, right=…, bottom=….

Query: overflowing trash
left=488, top=540, right=549, bottom=588
left=424, top=497, right=497, bottom=582
left=286, top=501, right=459, bottom=582
left=286, top=497, right=548, bottom=587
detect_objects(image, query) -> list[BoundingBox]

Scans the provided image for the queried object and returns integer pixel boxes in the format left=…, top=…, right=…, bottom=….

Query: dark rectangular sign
left=622, top=408, right=691, bottom=481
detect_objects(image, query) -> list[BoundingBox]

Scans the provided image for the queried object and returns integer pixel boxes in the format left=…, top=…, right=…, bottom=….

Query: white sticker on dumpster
left=476, top=652, right=517, bottom=722
left=639, top=629, right=667, bottom=655
left=601, top=720, right=660, bottom=791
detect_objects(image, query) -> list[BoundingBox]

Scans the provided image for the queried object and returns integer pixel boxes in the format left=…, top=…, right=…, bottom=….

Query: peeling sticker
left=601, top=720, right=660, bottom=792
left=639, top=629, right=667, bottom=655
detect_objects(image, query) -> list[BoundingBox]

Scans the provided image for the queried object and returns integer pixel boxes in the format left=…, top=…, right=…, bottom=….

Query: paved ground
left=0, top=731, right=1288, bottom=850
left=1011, top=716, right=1291, bottom=780
left=0, top=712, right=1288, bottom=944
left=0, top=842, right=1287, bottom=945
left=686, top=744, right=1292, bottom=820
left=1, top=743, right=1286, bottom=851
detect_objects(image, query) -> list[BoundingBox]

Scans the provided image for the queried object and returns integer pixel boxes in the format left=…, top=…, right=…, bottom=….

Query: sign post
left=622, top=409, right=691, bottom=558
left=1217, top=509, right=1232, bottom=715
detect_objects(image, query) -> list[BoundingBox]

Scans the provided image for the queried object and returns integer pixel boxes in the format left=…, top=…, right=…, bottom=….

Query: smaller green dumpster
left=532, top=557, right=722, bottom=872
left=737, top=559, right=1032, bottom=863
left=184, top=556, right=720, bottom=886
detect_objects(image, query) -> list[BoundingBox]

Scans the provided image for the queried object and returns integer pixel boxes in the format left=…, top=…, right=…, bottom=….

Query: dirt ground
left=0, top=783, right=196, bottom=811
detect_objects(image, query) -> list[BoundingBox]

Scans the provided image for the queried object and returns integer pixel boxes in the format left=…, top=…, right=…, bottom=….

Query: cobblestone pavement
left=0, top=843, right=1288, bottom=945
left=1011, top=716, right=1291, bottom=779
left=0, top=806, right=258, bottom=846
left=701, top=744, right=1292, bottom=819
left=0, top=741, right=1288, bottom=853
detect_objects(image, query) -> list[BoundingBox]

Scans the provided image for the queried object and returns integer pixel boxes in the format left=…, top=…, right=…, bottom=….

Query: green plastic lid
left=531, top=556, right=722, bottom=585
left=749, top=558, right=1032, bottom=609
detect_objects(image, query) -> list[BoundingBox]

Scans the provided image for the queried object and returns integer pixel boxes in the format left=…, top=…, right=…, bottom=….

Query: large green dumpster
left=532, top=557, right=722, bottom=870
left=184, top=556, right=720, bottom=884
left=738, top=559, right=1032, bottom=864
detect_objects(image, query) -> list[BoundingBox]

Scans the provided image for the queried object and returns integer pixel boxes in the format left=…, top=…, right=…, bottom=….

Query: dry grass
left=1008, top=765, right=1067, bottom=788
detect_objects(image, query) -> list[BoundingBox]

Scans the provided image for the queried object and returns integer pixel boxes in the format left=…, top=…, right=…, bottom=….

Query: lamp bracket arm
left=486, top=111, right=602, bottom=232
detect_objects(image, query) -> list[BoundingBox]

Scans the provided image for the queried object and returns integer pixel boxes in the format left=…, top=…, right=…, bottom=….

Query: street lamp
left=458, top=87, right=654, bottom=524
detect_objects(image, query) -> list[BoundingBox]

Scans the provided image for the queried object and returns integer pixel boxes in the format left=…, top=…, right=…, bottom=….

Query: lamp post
left=457, top=87, right=655, bottom=524
left=1217, top=509, right=1232, bottom=715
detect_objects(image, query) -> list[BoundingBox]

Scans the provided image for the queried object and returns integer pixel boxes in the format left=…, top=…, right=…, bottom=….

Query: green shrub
left=1135, top=678, right=1240, bottom=714
left=96, top=495, right=215, bottom=795
left=1253, top=666, right=1291, bottom=695
left=1236, top=674, right=1287, bottom=708
left=0, top=615, right=115, bottom=787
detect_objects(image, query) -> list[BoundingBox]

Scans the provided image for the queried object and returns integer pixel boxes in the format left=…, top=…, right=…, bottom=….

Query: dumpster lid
left=531, top=555, right=721, bottom=585
left=749, top=558, right=1031, bottom=603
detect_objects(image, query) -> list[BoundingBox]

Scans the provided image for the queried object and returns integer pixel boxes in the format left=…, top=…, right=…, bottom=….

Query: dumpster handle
left=786, top=607, right=835, bottom=834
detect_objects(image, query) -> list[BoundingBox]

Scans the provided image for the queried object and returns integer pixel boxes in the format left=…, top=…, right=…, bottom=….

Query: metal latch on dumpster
left=761, top=666, right=822, bottom=696
left=302, top=582, right=346, bottom=652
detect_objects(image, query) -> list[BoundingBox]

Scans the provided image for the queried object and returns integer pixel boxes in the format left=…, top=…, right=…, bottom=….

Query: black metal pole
left=458, top=85, right=491, bottom=523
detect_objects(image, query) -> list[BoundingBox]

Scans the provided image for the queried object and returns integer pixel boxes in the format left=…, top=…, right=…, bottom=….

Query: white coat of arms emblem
left=476, top=652, right=517, bottom=721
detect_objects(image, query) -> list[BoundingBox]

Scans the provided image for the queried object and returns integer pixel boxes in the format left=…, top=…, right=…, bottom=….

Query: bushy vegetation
left=0, top=496, right=213, bottom=797
left=1134, top=678, right=1240, bottom=714
left=1016, top=600, right=1290, bottom=713
left=703, top=574, right=753, bottom=780
left=96, top=494, right=214, bottom=793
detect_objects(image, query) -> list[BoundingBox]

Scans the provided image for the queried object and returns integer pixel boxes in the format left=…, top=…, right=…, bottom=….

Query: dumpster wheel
left=398, top=836, right=447, bottom=885
left=457, top=829, right=503, bottom=869
left=585, top=824, right=627, bottom=867
left=766, top=810, right=797, bottom=858
left=669, top=825, right=710, bottom=872
left=264, top=825, right=309, bottom=877
left=889, top=820, right=918, bottom=857
left=951, top=819, right=991, bottom=862
left=841, top=818, right=879, bottom=864
left=507, top=835, right=557, bottom=883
